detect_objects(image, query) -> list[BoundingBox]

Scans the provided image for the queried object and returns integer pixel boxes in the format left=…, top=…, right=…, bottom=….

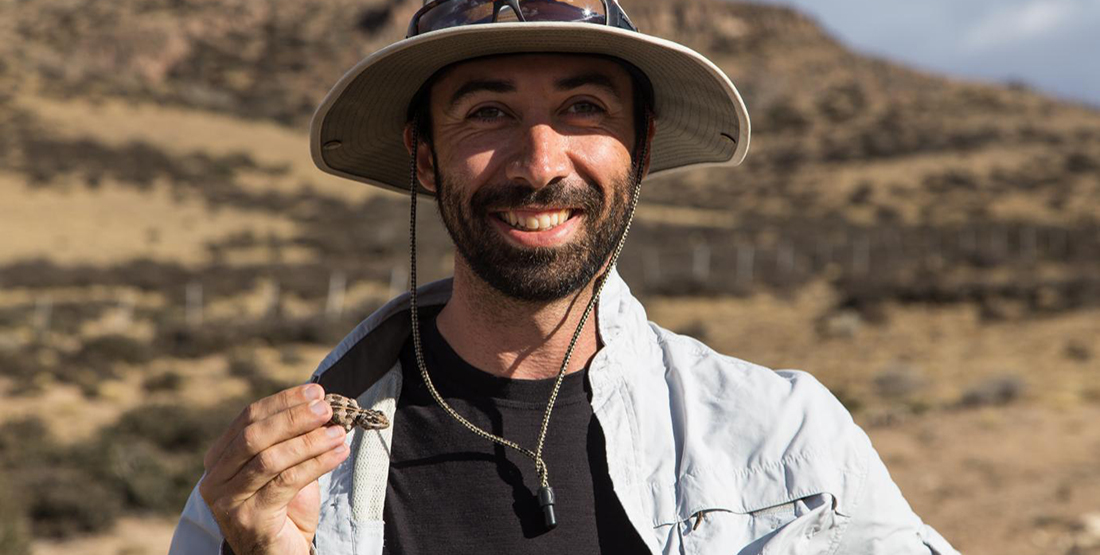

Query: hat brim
left=310, top=22, right=750, bottom=195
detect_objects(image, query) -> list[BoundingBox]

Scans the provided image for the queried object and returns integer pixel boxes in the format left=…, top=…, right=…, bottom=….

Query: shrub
left=816, top=82, right=866, bottom=123
left=0, top=347, right=43, bottom=384
left=760, top=96, right=812, bottom=133
left=87, top=399, right=242, bottom=513
left=155, top=322, right=242, bottom=359
left=108, top=402, right=233, bottom=455
left=79, top=439, right=198, bottom=513
left=0, top=418, right=122, bottom=538
left=142, top=369, right=185, bottom=393
left=1064, top=340, right=1093, bottom=362
left=228, top=355, right=297, bottom=397
left=0, top=476, right=30, bottom=555
left=958, top=376, right=1026, bottom=408
left=22, top=467, right=123, bottom=539
left=0, top=417, right=59, bottom=470
left=70, top=334, right=154, bottom=373
left=873, top=363, right=926, bottom=400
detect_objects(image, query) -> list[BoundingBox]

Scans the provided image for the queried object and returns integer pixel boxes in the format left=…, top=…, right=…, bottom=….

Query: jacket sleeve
left=168, top=477, right=226, bottom=555
left=834, top=432, right=960, bottom=555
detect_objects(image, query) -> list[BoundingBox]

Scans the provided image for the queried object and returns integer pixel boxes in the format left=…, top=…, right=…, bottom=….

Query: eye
left=565, top=100, right=606, bottom=116
left=468, top=106, right=507, bottom=121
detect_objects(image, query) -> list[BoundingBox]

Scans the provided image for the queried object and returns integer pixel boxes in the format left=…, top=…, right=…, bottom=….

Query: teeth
left=500, top=209, right=572, bottom=231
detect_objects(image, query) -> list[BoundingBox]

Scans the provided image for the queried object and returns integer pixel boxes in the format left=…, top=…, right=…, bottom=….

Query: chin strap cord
left=406, top=114, right=651, bottom=531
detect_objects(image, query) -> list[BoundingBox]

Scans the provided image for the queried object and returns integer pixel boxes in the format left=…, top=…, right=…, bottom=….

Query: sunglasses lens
left=416, top=0, right=607, bottom=34
left=519, top=0, right=606, bottom=24
left=418, top=0, right=495, bottom=34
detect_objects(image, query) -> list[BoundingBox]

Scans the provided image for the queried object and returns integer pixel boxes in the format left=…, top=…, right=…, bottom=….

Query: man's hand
left=199, top=384, right=350, bottom=555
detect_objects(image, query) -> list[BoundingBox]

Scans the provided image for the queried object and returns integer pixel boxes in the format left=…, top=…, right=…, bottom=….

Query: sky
left=754, top=0, right=1100, bottom=108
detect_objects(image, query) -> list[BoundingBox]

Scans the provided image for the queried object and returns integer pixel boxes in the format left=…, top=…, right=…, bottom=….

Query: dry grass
left=1, top=0, right=1098, bottom=552
left=0, top=173, right=299, bottom=266
left=646, top=284, right=1100, bottom=413
left=15, top=95, right=371, bottom=202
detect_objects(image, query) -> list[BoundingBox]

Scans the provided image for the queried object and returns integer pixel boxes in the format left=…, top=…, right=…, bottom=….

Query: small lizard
left=325, top=393, right=390, bottom=431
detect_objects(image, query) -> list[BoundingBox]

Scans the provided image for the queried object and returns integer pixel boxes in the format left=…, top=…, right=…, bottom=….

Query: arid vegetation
left=1, top=0, right=1098, bottom=553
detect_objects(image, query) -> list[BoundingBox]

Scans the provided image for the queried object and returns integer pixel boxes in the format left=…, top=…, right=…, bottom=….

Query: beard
left=434, top=169, right=633, bottom=303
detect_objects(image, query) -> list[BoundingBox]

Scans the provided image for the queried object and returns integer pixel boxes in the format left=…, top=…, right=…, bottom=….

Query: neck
left=435, top=258, right=603, bottom=380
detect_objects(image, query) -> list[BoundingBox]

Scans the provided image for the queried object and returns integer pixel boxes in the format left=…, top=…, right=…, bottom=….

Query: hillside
left=1, top=0, right=1099, bottom=554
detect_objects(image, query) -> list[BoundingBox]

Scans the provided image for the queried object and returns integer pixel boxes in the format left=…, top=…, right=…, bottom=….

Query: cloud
left=963, top=0, right=1078, bottom=52
left=754, top=0, right=1100, bottom=106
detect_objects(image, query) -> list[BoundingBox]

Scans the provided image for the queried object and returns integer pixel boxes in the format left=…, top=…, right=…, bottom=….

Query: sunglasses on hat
left=407, top=0, right=638, bottom=38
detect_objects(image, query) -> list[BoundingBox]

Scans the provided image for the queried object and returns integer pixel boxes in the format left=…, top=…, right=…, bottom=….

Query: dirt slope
left=0, top=0, right=1098, bottom=554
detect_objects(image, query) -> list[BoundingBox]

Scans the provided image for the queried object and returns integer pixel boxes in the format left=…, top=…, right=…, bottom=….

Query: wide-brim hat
left=310, top=21, right=750, bottom=195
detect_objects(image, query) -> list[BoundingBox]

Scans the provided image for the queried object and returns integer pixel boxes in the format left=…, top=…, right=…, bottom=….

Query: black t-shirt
left=382, top=314, right=649, bottom=554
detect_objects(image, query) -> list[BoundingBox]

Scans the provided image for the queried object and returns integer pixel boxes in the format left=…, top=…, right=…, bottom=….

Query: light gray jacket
left=170, top=271, right=959, bottom=554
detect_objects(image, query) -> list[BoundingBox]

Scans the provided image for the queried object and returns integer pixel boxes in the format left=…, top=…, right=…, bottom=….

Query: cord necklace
left=405, top=115, right=650, bottom=529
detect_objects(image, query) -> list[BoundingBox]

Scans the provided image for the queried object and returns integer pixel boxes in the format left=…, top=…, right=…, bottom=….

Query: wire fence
left=619, top=221, right=1100, bottom=296
left=13, top=221, right=1100, bottom=337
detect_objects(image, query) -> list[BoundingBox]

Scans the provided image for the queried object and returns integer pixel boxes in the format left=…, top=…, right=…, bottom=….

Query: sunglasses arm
left=605, top=0, right=636, bottom=30
left=492, top=0, right=528, bottom=22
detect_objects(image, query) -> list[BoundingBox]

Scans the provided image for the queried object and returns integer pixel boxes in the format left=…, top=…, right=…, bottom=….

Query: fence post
left=692, top=243, right=711, bottom=283
left=390, top=266, right=408, bottom=298
left=816, top=238, right=832, bottom=271
left=115, top=290, right=136, bottom=331
left=991, top=225, right=1007, bottom=259
left=33, top=296, right=52, bottom=335
left=921, top=228, right=940, bottom=271
left=852, top=234, right=870, bottom=276
left=265, top=280, right=281, bottom=318
left=961, top=228, right=977, bottom=253
left=326, top=271, right=347, bottom=321
left=186, top=282, right=203, bottom=327
left=884, top=229, right=901, bottom=269
left=643, top=248, right=661, bottom=287
left=1049, top=227, right=1067, bottom=259
left=1021, top=226, right=1037, bottom=262
left=736, top=241, right=755, bottom=283
left=776, top=240, right=795, bottom=277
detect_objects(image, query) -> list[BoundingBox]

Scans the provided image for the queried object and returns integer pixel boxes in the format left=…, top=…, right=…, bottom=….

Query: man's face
left=417, top=54, right=642, bottom=302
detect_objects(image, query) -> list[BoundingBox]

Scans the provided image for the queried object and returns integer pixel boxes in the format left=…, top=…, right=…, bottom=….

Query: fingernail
left=334, top=444, right=349, bottom=455
left=326, top=426, right=344, bottom=438
left=304, top=384, right=324, bottom=400
left=310, top=399, right=328, bottom=416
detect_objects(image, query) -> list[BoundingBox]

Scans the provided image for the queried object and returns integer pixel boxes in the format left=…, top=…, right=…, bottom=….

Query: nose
left=505, top=123, right=572, bottom=189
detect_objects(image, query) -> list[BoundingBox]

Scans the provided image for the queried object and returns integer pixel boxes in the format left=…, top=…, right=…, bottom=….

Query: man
left=170, top=0, right=959, bottom=553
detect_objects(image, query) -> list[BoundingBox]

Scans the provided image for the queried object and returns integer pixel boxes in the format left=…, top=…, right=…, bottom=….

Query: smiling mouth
left=495, top=209, right=576, bottom=232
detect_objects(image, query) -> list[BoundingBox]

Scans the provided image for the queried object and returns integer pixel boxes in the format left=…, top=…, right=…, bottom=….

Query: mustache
left=469, top=180, right=603, bottom=213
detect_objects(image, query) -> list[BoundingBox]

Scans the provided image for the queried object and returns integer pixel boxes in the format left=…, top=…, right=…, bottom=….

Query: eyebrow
left=554, top=72, right=620, bottom=97
left=448, top=79, right=516, bottom=108
left=447, top=72, right=624, bottom=109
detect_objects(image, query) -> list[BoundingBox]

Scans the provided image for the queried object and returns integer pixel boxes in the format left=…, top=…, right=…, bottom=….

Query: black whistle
left=537, top=486, right=558, bottom=530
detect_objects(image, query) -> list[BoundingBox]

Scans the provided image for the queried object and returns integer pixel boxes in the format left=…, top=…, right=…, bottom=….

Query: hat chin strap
left=405, top=114, right=650, bottom=531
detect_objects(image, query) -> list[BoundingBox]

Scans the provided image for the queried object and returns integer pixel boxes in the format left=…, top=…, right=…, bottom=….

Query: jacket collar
left=310, top=268, right=643, bottom=398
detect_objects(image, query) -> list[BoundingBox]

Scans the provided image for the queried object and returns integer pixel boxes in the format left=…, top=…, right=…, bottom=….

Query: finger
left=229, top=424, right=347, bottom=497
left=204, top=383, right=325, bottom=471
left=249, top=441, right=351, bottom=512
left=205, top=393, right=334, bottom=487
